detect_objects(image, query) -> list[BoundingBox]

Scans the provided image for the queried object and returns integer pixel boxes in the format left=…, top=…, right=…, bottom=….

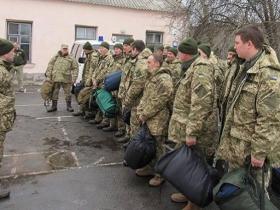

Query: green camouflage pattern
left=163, top=58, right=181, bottom=86
left=216, top=46, right=280, bottom=168
left=92, top=52, right=114, bottom=86
left=168, top=56, right=218, bottom=157
left=45, top=51, right=78, bottom=83
left=40, top=79, right=54, bottom=101
left=137, top=67, right=173, bottom=136
left=82, top=51, right=99, bottom=86
left=0, top=59, right=15, bottom=132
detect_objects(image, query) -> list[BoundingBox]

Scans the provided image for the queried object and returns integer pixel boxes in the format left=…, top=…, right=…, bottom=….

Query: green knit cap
left=178, top=38, right=198, bottom=55
left=228, top=46, right=236, bottom=53
left=0, top=38, right=14, bottom=56
left=123, top=38, right=134, bottom=45
left=114, top=43, right=123, bottom=51
left=198, top=43, right=211, bottom=58
left=83, top=42, right=93, bottom=50
left=167, top=47, right=178, bottom=56
left=100, top=41, right=110, bottom=50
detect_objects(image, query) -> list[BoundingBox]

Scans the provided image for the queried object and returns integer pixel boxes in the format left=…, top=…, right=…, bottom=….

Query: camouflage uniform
left=137, top=67, right=173, bottom=162
left=0, top=59, right=16, bottom=163
left=168, top=56, right=218, bottom=158
left=216, top=46, right=280, bottom=170
left=45, top=51, right=78, bottom=101
left=92, top=51, right=114, bottom=122
left=107, top=54, right=125, bottom=129
left=13, top=48, right=27, bottom=91
left=163, top=58, right=181, bottom=86
left=122, top=48, right=152, bottom=137
left=78, top=51, right=99, bottom=113
left=82, top=50, right=99, bottom=87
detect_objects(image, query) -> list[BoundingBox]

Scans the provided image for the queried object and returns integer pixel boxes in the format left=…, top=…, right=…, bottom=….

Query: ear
left=247, top=40, right=254, bottom=48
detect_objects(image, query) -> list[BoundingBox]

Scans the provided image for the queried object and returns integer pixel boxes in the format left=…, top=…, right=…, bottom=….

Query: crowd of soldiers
left=0, top=24, right=280, bottom=209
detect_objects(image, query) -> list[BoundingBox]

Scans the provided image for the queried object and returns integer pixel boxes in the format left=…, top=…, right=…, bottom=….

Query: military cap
left=228, top=46, right=236, bottom=53
left=114, top=43, right=123, bottom=51
left=167, top=47, right=178, bottom=56
left=100, top=42, right=110, bottom=50
left=198, top=43, right=211, bottom=58
left=83, top=42, right=93, bottom=50
left=0, top=38, right=14, bottom=56
left=61, top=44, right=69, bottom=49
left=178, top=38, right=198, bottom=55
left=123, top=38, right=134, bottom=45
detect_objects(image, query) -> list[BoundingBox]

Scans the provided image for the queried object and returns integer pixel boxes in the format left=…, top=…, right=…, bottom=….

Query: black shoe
left=88, top=119, right=102, bottom=124
left=114, top=130, right=125, bottom=137
left=96, top=123, right=110, bottom=129
left=72, top=111, right=83, bottom=116
left=122, top=141, right=130, bottom=150
left=0, top=189, right=10, bottom=200
left=47, top=100, right=57, bottom=112
left=66, top=101, right=74, bottom=112
left=117, top=136, right=130, bottom=143
left=103, top=126, right=118, bottom=132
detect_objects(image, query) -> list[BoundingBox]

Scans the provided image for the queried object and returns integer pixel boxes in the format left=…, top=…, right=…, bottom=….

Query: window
left=7, top=21, right=32, bottom=62
left=75, top=26, right=97, bottom=40
left=112, top=34, right=133, bottom=43
left=146, top=31, right=163, bottom=48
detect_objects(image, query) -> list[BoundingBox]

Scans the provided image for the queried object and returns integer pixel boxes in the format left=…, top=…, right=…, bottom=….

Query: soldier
left=103, top=43, right=125, bottom=132
left=168, top=38, right=218, bottom=210
left=122, top=40, right=152, bottom=139
left=73, top=42, right=99, bottom=117
left=154, top=45, right=164, bottom=57
left=89, top=42, right=114, bottom=126
left=135, top=54, right=173, bottom=187
left=163, top=47, right=181, bottom=86
left=227, top=46, right=237, bottom=66
left=216, top=25, right=280, bottom=196
left=0, top=38, right=16, bottom=199
left=13, top=42, right=27, bottom=92
left=45, top=44, right=78, bottom=112
left=117, top=38, right=135, bottom=142
left=163, top=45, right=171, bottom=60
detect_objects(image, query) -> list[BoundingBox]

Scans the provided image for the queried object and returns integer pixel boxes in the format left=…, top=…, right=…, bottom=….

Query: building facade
left=0, top=0, right=175, bottom=76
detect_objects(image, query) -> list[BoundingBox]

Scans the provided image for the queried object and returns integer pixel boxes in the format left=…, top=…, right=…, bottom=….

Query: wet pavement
left=0, top=86, right=222, bottom=210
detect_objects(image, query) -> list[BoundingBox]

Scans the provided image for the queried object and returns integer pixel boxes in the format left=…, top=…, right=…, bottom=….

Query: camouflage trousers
left=0, top=132, right=6, bottom=164
left=130, top=106, right=141, bottom=138
left=150, top=136, right=166, bottom=174
left=13, top=65, right=24, bottom=90
left=52, top=82, right=72, bottom=101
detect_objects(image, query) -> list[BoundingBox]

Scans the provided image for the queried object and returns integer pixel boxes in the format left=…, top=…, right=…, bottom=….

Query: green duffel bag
left=213, top=166, right=277, bottom=210
left=95, top=88, right=117, bottom=118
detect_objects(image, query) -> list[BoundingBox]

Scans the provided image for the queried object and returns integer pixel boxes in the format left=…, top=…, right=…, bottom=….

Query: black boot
left=47, top=100, right=57, bottom=112
left=66, top=101, right=74, bottom=112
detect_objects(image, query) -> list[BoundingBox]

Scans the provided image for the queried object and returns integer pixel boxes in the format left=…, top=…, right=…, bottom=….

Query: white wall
left=0, top=0, right=174, bottom=73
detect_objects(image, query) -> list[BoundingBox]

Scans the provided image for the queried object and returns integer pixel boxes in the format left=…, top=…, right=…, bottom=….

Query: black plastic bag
left=271, top=168, right=280, bottom=195
left=124, top=124, right=156, bottom=169
left=155, top=145, right=219, bottom=207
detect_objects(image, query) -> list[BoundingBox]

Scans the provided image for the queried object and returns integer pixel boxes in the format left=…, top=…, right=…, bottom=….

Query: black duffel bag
left=124, top=124, right=156, bottom=170
left=155, top=145, right=219, bottom=207
left=72, top=82, right=84, bottom=96
left=271, top=168, right=280, bottom=195
left=213, top=166, right=277, bottom=210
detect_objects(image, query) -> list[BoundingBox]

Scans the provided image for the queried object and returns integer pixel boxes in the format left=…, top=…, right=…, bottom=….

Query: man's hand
left=92, top=80, right=97, bottom=89
left=186, top=136, right=197, bottom=147
left=251, top=155, right=265, bottom=168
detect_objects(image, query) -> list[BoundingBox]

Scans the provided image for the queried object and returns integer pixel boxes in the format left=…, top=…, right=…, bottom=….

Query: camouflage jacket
left=163, top=58, right=181, bottom=87
left=137, top=67, right=173, bottom=136
left=118, top=54, right=133, bottom=100
left=82, top=50, right=99, bottom=87
left=216, top=46, right=280, bottom=168
left=108, top=54, right=125, bottom=74
left=0, top=59, right=16, bottom=132
left=92, top=51, right=114, bottom=86
left=168, top=56, right=218, bottom=156
left=122, top=48, right=152, bottom=108
left=46, top=51, right=78, bottom=83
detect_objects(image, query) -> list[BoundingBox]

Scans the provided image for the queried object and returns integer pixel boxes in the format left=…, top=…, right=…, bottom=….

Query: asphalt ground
left=0, top=86, right=187, bottom=210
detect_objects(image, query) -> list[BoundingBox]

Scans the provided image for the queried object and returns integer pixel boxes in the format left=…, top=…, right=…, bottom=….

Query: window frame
left=145, top=31, right=164, bottom=47
left=75, top=25, right=97, bottom=40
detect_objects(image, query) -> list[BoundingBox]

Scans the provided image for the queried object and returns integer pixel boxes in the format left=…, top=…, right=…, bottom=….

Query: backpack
left=40, top=79, right=54, bottom=104
left=104, top=70, right=122, bottom=91
left=95, top=88, right=117, bottom=118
